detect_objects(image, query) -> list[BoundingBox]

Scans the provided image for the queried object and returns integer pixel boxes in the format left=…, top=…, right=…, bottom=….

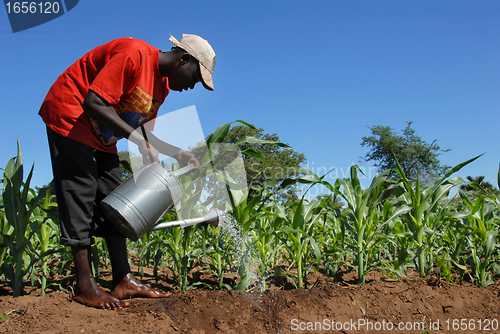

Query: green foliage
left=457, top=191, right=499, bottom=287
left=334, top=166, right=409, bottom=283
left=394, top=154, right=482, bottom=277
left=361, top=122, right=450, bottom=185
left=273, top=168, right=334, bottom=288
left=117, top=151, right=141, bottom=181
left=0, top=140, right=59, bottom=296
left=497, top=163, right=500, bottom=190
left=459, top=175, right=499, bottom=197
left=0, top=124, right=498, bottom=298
left=315, top=193, right=344, bottom=209
left=31, top=185, right=60, bottom=296
left=194, top=124, right=307, bottom=203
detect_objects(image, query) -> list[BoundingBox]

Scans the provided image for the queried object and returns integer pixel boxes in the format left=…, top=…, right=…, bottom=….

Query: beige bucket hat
left=169, top=34, right=216, bottom=91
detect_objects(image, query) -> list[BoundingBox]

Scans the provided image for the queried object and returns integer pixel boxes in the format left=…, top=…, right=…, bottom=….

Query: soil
left=0, top=267, right=498, bottom=334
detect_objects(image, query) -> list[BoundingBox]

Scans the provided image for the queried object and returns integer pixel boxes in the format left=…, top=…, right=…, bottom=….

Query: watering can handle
left=172, top=163, right=195, bottom=177
left=140, top=125, right=153, bottom=163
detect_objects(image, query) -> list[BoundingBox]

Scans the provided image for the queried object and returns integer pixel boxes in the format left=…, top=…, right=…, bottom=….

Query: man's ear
left=180, top=53, right=191, bottom=65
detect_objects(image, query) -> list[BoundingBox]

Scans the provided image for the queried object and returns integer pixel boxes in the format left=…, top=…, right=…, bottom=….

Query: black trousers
left=47, top=127, right=123, bottom=247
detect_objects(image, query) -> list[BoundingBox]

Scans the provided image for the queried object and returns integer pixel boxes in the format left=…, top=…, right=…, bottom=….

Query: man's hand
left=138, top=140, right=160, bottom=164
left=174, top=149, right=200, bottom=169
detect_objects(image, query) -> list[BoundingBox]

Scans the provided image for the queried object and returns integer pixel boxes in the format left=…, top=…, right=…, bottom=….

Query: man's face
left=168, top=54, right=202, bottom=92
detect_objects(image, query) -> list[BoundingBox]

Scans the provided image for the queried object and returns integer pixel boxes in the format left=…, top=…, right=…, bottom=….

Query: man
left=39, top=34, right=216, bottom=310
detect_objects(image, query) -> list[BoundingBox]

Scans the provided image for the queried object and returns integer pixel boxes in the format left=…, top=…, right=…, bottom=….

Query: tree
left=459, top=175, right=499, bottom=196
left=315, top=193, right=344, bottom=209
left=223, top=125, right=307, bottom=202
left=360, top=122, right=450, bottom=185
left=189, top=125, right=307, bottom=203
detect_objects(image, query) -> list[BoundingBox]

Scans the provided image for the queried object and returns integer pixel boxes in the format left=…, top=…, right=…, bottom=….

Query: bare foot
left=111, top=273, right=172, bottom=300
left=73, top=286, right=130, bottom=310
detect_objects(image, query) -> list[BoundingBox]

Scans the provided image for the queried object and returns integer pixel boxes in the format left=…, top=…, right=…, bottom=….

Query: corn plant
left=394, top=155, right=481, bottom=277
left=457, top=191, right=499, bottom=287
left=160, top=158, right=212, bottom=290
left=273, top=167, right=334, bottom=288
left=334, top=166, right=411, bottom=283
left=275, top=199, right=320, bottom=288
left=128, top=233, right=162, bottom=279
left=1, top=140, right=53, bottom=296
left=249, top=205, right=284, bottom=291
left=0, top=200, right=14, bottom=281
left=435, top=254, right=454, bottom=282
left=220, top=183, right=277, bottom=291
left=199, top=182, right=275, bottom=291
left=162, top=223, right=204, bottom=291
left=30, top=187, right=60, bottom=296
left=383, top=220, right=414, bottom=278
left=440, top=216, right=467, bottom=272
left=203, top=226, right=232, bottom=289
left=317, top=202, right=347, bottom=278
left=377, top=197, right=414, bottom=278
left=207, top=219, right=256, bottom=291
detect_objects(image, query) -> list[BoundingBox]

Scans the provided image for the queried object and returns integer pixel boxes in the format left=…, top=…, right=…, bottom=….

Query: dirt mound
left=0, top=270, right=498, bottom=334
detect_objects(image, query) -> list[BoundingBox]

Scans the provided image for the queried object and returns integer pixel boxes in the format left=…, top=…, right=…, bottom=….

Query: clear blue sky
left=1, top=0, right=499, bottom=195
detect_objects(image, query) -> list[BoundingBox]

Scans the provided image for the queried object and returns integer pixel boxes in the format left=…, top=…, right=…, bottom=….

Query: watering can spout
left=200, top=207, right=221, bottom=227
left=150, top=208, right=222, bottom=231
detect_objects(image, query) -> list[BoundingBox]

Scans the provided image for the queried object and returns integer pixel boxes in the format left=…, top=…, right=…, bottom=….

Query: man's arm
left=82, top=90, right=159, bottom=161
left=142, top=129, right=200, bottom=169
left=83, top=90, right=198, bottom=168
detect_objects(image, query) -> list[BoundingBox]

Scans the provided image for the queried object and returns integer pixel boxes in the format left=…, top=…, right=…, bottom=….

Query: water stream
left=217, top=212, right=283, bottom=332
left=154, top=211, right=283, bottom=332
left=217, top=212, right=264, bottom=292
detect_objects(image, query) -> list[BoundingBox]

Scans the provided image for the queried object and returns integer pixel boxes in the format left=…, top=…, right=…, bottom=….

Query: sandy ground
left=0, top=269, right=498, bottom=334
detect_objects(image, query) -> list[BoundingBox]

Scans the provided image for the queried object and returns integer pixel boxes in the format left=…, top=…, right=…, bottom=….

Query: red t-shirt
left=39, top=37, right=170, bottom=153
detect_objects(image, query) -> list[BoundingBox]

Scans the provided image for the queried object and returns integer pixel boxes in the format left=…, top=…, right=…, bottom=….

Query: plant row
left=1, top=123, right=499, bottom=297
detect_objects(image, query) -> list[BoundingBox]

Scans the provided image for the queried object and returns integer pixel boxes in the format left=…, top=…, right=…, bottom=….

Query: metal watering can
left=100, top=162, right=221, bottom=241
